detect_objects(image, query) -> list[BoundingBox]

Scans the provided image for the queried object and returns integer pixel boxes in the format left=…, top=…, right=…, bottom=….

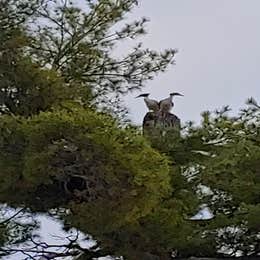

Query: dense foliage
left=0, top=0, right=259, bottom=259
left=0, top=0, right=176, bottom=117
left=147, top=101, right=260, bottom=258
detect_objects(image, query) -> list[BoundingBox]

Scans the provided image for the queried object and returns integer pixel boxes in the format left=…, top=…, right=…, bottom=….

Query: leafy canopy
left=0, top=0, right=260, bottom=259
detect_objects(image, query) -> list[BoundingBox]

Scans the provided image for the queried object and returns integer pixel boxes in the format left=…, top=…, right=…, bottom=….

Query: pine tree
left=0, top=1, right=259, bottom=259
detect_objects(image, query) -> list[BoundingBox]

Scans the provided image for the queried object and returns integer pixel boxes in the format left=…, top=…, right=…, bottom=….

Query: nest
left=143, top=112, right=181, bottom=137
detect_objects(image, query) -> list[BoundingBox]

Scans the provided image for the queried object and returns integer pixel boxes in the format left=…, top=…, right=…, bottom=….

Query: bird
left=135, top=93, right=160, bottom=112
left=159, top=92, right=183, bottom=117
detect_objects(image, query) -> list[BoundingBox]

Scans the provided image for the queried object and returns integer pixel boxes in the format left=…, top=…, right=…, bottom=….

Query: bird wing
left=152, top=99, right=160, bottom=111
left=151, top=99, right=159, bottom=106
left=158, top=98, right=167, bottom=108
left=145, top=99, right=159, bottom=111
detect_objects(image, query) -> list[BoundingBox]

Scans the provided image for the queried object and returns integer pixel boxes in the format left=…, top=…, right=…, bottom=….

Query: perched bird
left=159, top=92, right=183, bottom=116
left=135, top=93, right=160, bottom=112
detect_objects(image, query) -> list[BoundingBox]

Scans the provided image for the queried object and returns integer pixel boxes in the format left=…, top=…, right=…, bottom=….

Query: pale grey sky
left=123, top=0, right=260, bottom=124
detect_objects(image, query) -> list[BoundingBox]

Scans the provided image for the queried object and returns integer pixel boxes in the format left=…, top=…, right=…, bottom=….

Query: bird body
left=159, top=92, right=183, bottom=116
left=136, top=93, right=159, bottom=112
left=159, top=97, right=174, bottom=114
left=144, top=97, right=159, bottom=112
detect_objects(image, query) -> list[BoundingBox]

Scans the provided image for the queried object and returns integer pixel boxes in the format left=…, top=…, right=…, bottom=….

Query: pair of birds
left=136, top=92, right=183, bottom=115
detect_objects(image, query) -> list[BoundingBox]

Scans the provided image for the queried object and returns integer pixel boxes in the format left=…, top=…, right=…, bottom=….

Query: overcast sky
left=122, top=0, right=260, bottom=124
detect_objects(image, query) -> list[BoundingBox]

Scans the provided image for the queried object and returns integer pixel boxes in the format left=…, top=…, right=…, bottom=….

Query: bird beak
left=135, top=95, right=142, bottom=98
left=170, top=92, right=184, bottom=97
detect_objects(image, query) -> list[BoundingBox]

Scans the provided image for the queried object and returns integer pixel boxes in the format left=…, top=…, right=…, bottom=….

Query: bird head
left=135, top=93, right=150, bottom=98
left=170, top=92, right=184, bottom=97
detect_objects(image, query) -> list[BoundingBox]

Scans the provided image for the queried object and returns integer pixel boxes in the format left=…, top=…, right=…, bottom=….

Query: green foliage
left=0, top=206, right=38, bottom=258
left=1, top=0, right=176, bottom=118
left=29, top=0, right=176, bottom=93
left=0, top=0, right=260, bottom=259
left=0, top=1, right=178, bottom=257
left=177, top=102, right=260, bottom=257
left=0, top=55, right=74, bottom=115
left=0, top=105, right=172, bottom=257
left=0, top=0, right=92, bottom=116
left=133, top=100, right=260, bottom=258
